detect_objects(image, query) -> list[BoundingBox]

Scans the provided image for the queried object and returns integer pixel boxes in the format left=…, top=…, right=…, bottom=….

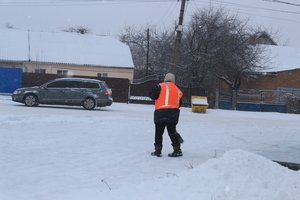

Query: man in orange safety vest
left=149, top=73, right=184, bottom=157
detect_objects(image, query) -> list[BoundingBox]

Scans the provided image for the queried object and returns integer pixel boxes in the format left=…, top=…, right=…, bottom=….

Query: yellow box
left=191, top=96, right=209, bottom=113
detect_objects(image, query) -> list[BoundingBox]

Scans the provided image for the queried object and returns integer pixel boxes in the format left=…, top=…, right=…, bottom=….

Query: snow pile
left=105, top=150, right=300, bottom=200
left=192, top=97, right=209, bottom=105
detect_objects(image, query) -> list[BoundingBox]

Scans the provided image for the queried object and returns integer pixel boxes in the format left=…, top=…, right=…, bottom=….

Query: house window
left=34, top=69, right=46, bottom=74
left=57, top=70, right=68, bottom=76
left=97, top=73, right=108, bottom=78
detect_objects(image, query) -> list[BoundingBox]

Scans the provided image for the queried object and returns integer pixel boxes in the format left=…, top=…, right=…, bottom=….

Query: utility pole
left=27, top=29, right=31, bottom=62
left=146, top=28, right=150, bottom=75
left=172, top=0, right=187, bottom=72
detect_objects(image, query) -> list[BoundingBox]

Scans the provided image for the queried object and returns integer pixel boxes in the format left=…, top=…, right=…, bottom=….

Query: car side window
left=85, top=82, right=100, bottom=89
left=47, top=80, right=68, bottom=88
left=76, top=81, right=85, bottom=88
left=67, top=81, right=84, bottom=88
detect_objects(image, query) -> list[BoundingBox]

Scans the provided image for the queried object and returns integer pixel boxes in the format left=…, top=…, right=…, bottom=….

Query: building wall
left=0, top=61, right=23, bottom=68
left=22, top=62, right=134, bottom=81
left=241, top=69, right=300, bottom=90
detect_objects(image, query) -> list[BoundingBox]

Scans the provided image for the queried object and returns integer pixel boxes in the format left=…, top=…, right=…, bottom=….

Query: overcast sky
left=0, top=0, right=300, bottom=46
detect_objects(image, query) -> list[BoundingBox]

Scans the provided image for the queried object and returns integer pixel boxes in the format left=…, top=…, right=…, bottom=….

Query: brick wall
left=241, top=69, right=300, bottom=90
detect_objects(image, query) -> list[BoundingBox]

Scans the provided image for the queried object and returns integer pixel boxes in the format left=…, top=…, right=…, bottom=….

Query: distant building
left=0, top=28, right=134, bottom=81
left=248, top=32, right=277, bottom=46
left=241, top=45, right=300, bottom=90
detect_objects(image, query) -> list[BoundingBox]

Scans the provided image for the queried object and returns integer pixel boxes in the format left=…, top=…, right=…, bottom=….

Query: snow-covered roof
left=0, top=28, right=134, bottom=68
left=260, top=45, right=300, bottom=73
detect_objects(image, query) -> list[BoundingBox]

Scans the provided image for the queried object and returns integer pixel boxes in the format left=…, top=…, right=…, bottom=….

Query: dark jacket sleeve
left=149, top=85, right=161, bottom=100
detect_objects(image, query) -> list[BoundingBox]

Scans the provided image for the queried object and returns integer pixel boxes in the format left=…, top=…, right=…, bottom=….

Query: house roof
left=249, top=32, right=277, bottom=46
left=0, top=28, right=134, bottom=68
left=260, top=45, right=300, bottom=73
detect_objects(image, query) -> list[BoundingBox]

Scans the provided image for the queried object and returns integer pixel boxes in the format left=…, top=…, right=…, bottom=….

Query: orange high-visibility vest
left=155, top=82, right=183, bottom=110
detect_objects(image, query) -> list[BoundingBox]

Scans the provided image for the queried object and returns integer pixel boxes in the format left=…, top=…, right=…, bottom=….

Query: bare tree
left=120, top=26, right=175, bottom=80
left=183, top=8, right=268, bottom=109
left=5, top=23, right=15, bottom=29
left=63, top=26, right=91, bottom=34
left=120, top=8, right=271, bottom=109
left=120, top=26, right=150, bottom=79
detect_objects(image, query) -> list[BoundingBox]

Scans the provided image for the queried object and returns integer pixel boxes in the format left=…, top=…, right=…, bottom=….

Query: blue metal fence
left=0, top=67, right=22, bottom=93
left=219, top=100, right=286, bottom=113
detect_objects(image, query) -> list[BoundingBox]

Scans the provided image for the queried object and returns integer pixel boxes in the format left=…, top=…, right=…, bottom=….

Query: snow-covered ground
left=0, top=94, right=299, bottom=200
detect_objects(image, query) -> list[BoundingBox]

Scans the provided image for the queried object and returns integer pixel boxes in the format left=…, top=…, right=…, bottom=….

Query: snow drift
left=103, top=150, right=300, bottom=200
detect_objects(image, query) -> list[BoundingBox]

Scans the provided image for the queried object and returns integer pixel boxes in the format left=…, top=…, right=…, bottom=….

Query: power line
left=202, top=0, right=300, bottom=15
left=154, top=1, right=179, bottom=26
left=0, top=0, right=177, bottom=7
left=190, top=0, right=300, bottom=15
left=263, top=0, right=300, bottom=7
left=237, top=9, right=300, bottom=23
left=189, top=0, right=300, bottom=23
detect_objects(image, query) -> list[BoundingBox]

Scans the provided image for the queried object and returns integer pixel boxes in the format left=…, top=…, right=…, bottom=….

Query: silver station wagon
left=12, top=78, right=113, bottom=110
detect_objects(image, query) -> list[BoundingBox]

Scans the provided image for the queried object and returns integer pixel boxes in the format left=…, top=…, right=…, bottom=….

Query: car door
left=84, top=81, right=102, bottom=98
left=41, top=80, right=68, bottom=105
left=63, top=80, right=84, bottom=105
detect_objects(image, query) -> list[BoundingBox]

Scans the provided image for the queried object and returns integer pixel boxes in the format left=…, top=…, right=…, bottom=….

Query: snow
left=0, top=28, right=28, bottom=61
left=129, top=95, right=152, bottom=101
left=1, top=0, right=300, bottom=72
left=1, top=1, right=300, bottom=198
left=2, top=29, right=300, bottom=74
left=0, top=28, right=134, bottom=68
left=0, top=94, right=300, bottom=200
left=260, top=45, right=300, bottom=72
left=103, top=150, right=300, bottom=200
left=192, top=97, right=209, bottom=105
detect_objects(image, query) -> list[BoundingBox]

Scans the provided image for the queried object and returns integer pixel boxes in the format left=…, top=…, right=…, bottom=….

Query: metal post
left=27, top=29, right=31, bottom=62
left=173, top=0, right=187, bottom=72
left=146, top=28, right=150, bottom=75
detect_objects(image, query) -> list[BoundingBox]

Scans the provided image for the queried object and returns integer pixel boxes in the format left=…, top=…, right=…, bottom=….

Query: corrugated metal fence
left=219, top=88, right=300, bottom=113
left=0, top=67, right=22, bottom=93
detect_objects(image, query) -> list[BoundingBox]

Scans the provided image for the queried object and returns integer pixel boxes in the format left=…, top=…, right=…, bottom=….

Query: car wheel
left=83, top=98, right=96, bottom=110
left=24, top=94, right=39, bottom=106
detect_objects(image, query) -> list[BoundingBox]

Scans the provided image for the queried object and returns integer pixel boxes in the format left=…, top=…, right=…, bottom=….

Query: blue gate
left=0, top=67, right=22, bottom=93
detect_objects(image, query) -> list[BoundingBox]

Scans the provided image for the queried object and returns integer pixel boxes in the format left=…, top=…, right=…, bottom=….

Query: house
left=0, top=28, right=134, bottom=81
left=238, top=45, right=300, bottom=112
left=248, top=32, right=277, bottom=46
left=218, top=44, right=300, bottom=113
left=241, top=45, right=300, bottom=90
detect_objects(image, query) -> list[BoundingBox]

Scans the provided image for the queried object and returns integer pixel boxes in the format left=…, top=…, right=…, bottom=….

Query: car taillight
left=103, top=90, right=109, bottom=95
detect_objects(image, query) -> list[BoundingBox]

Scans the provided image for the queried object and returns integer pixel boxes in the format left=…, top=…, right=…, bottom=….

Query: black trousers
left=154, top=123, right=180, bottom=149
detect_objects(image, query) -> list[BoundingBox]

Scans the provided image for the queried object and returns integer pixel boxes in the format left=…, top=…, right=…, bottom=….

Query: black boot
left=151, top=150, right=162, bottom=157
left=168, top=148, right=182, bottom=157
left=151, top=145, right=162, bottom=157
left=175, top=131, right=184, bottom=144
